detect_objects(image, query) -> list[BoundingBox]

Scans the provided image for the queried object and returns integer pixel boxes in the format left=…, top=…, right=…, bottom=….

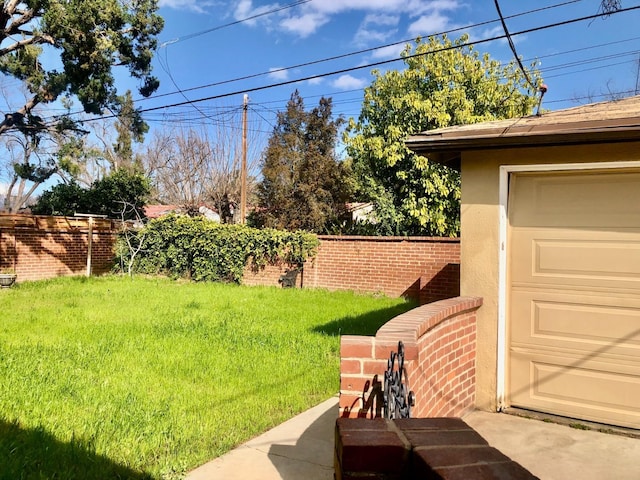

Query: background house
left=144, top=204, right=221, bottom=222
left=407, top=95, right=640, bottom=429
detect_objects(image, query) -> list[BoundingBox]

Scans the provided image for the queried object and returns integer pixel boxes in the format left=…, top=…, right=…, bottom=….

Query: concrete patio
left=186, top=395, right=640, bottom=480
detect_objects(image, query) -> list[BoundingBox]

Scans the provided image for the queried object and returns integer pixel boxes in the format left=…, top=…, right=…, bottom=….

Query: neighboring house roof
left=198, top=205, right=221, bottom=222
left=406, top=95, right=640, bottom=170
left=345, top=202, right=375, bottom=223
left=144, top=204, right=222, bottom=222
left=144, top=205, right=181, bottom=219
left=345, top=202, right=373, bottom=211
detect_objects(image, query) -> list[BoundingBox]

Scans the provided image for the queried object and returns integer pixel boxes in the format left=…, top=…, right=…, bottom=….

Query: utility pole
left=240, top=94, right=248, bottom=224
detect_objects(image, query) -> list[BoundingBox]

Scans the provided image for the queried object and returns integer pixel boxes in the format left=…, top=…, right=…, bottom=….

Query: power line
left=493, top=0, right=546, bottom=115
left=43, top=3, right=640, bottom=129
left=158, top=0, right=312, bottom=47
left=239, top=36, right=640, bottom=113
left=154, top=1, right=313, bottom=127
left=542, top=49, right=640, bottom=73
left=599, top=0, right=623, bottom=16
left=249, top=106, right=278, bottom=131
left=46, top=0, right=590, bottom=125
left=129, top=5, right=640, bottom=117
left=157, top=47, right=234, bottom=127
left=544, top=58, right=639, bottom=79
left=545, top=88, right=637, bottom=104
left=141, top=0, right=584, bottom=104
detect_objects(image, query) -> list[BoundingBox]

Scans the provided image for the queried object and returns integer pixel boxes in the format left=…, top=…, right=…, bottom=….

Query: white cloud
left=307, top=0, right=462, bottom=16
left=331, top=74, right=367, bottom=90
left=354, top=27, right=397, bottom=47
left=279, top=12, right=330, bottom=38
left=362, top=14, right=400, bottom=27
left=407, top=12, right=450, bottom=37
left=267, top=67, right=289, bottom=81
left=411, top=0, right=461, bottom=15
left=480, top=25, right=504, bottom=40
left=234, top=0, right=252, bottom=18
left=370, top=44, right=405, bottom=60
left=234, top=0, right=281, bottom=27
left=477, top=25, right=527, bottom=46
left=354, top=14, right=400, bottom=46
left=159, top=0, right=219, bottom=14
left=311, top=0, right=433, bottom=15
left=307, top=77, right=324, bottom=86
left=228, top=0, right=463, bottom=39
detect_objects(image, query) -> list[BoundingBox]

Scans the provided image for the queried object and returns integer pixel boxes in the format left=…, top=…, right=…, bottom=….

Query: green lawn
left=0, top=276, right=414, bottom=479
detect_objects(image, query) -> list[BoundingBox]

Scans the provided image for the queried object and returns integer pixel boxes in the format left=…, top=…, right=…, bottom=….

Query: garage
left=508, top=169, right=640, bottom=429
left=406, top=95, right=640, bottom=428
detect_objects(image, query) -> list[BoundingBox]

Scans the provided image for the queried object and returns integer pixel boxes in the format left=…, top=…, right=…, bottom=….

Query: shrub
left=115, top=214, right=319, bottom=282
left=32, top=169, right=150, bottom=220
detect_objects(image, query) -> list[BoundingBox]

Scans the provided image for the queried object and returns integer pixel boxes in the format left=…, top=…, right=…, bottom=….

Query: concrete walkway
left=186, top=396, right=640, bottom=480
left=464, top=411, right=640, bottom=480
left=186, top=397, right=337, bottom=480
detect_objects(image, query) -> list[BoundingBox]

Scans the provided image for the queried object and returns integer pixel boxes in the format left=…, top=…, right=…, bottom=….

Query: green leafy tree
left=345, top=34, right=540, bottom=236
left=88, top=168, right=150, bottom=219
left=111, top=91, right=148, bottom=172
left=0, top=1, right=162, bottom=211
left=0, top=0, right=163, bottom=137
left=31, top=181, right=89, bottom=216
left=254, top=90, right=352, bottom=233
left=33, top=169, right=150, bottom=219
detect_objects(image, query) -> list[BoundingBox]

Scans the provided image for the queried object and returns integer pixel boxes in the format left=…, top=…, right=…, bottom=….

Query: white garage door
left=508, top=169, right=640, bottom=429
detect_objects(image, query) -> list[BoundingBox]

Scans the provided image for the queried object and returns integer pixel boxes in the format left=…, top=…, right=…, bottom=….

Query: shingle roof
left=405, top=95, right=640, bottom=169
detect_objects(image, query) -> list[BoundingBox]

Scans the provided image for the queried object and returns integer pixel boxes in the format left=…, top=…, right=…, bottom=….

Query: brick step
left=335, top=417, right=539, bottom=480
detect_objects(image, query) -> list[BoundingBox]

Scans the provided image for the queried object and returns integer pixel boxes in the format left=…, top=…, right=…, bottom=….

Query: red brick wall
left=0, top=214, right=118, bottom=282
left=2, top=216, right=460, bottom=303
left=243, top=235, right=460, bottom=303
left=242, top=262, right=303, bottom=288
left=339, top=297, right=482, bottom=419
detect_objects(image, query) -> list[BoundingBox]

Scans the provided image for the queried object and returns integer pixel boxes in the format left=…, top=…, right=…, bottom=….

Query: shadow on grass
left=0, top=417, right=153, bottom=480
left=312, top=301, right=417, bottom=337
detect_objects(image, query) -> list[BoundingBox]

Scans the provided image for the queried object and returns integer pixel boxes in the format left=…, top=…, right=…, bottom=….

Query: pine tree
left=254, top=91, right=351, bottom=232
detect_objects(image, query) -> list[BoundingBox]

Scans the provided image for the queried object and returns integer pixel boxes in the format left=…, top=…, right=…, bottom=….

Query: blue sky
left=2, top=0, right=640, bottom=197
left=137, top=0, right=640, bottom=144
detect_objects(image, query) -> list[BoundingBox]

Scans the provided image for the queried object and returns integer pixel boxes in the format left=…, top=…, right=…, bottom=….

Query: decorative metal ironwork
left=383, top=341, right=415, bottom=419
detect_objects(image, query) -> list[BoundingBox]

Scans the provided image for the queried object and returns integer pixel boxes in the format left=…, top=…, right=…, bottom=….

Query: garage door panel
left=510, top=352, right=640, bottom=429
left=510, top=290, right=640, bottom=356
left=511, top=229, right=640, bottom=289
left=509, top=171, right=640, bottom=228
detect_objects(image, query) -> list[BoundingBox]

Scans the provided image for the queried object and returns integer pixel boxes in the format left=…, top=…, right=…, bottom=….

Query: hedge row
left=115, top=214, right=319, bottom=283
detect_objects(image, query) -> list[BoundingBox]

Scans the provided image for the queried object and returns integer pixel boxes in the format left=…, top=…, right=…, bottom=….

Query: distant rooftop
left=144, top=205, right=181, bottom=219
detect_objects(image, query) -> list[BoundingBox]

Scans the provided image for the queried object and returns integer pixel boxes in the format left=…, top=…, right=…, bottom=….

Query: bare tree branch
left=0, top=94, right=42, bottom=136
left=142, top=115, right=263, bottom=221
left=0, top=33, right=55, bottom=57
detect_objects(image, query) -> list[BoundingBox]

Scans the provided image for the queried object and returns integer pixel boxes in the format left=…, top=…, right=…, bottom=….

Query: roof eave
left=407, top=126, right=640, bottom=171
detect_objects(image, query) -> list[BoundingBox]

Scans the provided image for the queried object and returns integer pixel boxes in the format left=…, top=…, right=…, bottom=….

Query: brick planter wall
left=243, top=235, right=460, bottom=303
left=0, top=214, right=118, bottom=282
left=339, top=297, right=483, bottom=419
